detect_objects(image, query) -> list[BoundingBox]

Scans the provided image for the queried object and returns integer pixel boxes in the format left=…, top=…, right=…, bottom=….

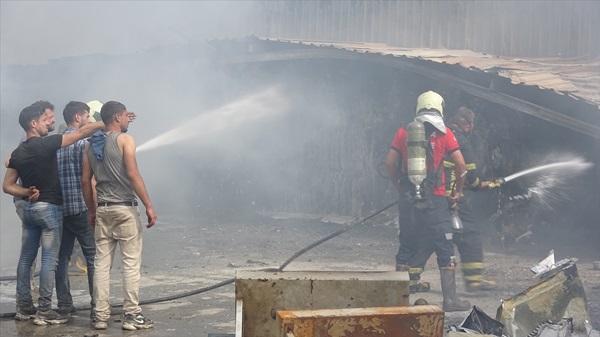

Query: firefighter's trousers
left=395, top=195, right=420, bottom=265
left=407, top=195, right=455, bottom=269
left=453, top=191, right=486, bottom=283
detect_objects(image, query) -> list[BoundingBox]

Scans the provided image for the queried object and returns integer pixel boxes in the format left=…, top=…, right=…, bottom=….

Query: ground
left=1, top=212, right=598, bottom=337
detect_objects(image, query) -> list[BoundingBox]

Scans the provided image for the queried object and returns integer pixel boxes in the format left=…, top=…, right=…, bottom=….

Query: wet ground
left=1, top=213, right=599, bottom=336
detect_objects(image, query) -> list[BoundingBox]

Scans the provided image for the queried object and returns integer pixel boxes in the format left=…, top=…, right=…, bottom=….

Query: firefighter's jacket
left=443, top=125, right=483, bottom=195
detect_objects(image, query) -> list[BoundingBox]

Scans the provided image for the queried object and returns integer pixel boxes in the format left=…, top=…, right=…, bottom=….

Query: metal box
left=235, top=270, right=410, bottom=337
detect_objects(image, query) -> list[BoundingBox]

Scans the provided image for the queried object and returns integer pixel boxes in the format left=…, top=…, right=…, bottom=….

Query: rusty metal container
left=277, top=305, right=444, bottom=337
left=235, top=270, right=410, bottom=337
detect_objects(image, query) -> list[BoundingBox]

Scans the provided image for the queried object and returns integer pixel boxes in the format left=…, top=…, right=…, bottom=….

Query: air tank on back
left=406, top=120, right=427, bottom=199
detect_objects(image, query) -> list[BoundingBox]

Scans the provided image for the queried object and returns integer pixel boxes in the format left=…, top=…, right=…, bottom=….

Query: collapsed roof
left=211, top=36, right=600, bottom=139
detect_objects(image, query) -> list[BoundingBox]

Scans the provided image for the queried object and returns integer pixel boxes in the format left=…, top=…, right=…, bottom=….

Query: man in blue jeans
left=2, top=103, right=103, bottom=325
left=56, top=101, right=97, bottom=317
left=4, top=100, right=57, bottom=315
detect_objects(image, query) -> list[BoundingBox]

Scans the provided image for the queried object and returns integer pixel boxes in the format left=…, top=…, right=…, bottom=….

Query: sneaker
left=122, top=313, right=154, bottom=330
left=92, top=318, right=108, bottom=330
left=56, top=305, right=78, bottom=316
left=15, top=305, right=37, bottom=321
left=32, top=308, right=68, bottom=326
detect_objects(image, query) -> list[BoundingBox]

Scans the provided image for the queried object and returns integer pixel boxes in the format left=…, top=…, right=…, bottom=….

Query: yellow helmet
left=416, top=91, right=445, bottom=117
left=87, top=100, right=103, bottom=122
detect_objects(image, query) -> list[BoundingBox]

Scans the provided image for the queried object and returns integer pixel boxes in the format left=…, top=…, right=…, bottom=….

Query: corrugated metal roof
left=261, top=38, right=600, bottom=108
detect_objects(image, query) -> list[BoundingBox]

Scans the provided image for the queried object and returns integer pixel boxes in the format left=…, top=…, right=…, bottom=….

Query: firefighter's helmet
left=87, top=100, right=103, bottom=123
left=416, top=91, right=445, bottom=117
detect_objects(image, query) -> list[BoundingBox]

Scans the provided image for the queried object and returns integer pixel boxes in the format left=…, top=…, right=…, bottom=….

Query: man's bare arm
left=82, top=143, right=96, bottom=216
left=3, top=168, right=34, bottom=198
left=61, top=121, right=104, bottom=148
left=385, top=149, right=401, bottom=194
left=448, top=149, right=466, bottom=203
left=120, top=134, right=157, bottom=228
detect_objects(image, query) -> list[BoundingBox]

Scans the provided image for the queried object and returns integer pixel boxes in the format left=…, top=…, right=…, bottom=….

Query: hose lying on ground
left=0, top=201, right=398, bottom=319
left=0, top=271, right=40, bottom=282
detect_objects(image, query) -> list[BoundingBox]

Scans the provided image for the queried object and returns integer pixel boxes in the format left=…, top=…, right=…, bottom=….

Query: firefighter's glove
left=487, top=178, right=505, bottom=189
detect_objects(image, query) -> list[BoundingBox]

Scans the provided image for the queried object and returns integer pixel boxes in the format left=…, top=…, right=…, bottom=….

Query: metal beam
left=220, top=48, right=600, bottom=139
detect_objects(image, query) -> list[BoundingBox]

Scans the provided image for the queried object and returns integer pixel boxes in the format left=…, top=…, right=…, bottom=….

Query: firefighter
left=385, top=91, right=471, bottom=311
left=444, top=106, right=497, bottom=291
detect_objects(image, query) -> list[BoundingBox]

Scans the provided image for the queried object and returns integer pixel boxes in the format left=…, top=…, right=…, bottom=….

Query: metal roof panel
left=262, top=38, right=600, bottom=107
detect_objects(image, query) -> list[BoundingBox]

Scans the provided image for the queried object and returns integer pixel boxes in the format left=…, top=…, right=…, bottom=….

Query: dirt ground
left=0, top=212, right=599, bottom=337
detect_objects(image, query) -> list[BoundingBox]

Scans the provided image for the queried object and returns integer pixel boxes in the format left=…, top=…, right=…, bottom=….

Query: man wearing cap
left=385, top=91, right=471, bottom=312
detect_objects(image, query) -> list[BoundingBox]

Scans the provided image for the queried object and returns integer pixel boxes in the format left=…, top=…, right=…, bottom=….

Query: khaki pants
left=93, top=205, right=143, bottom=321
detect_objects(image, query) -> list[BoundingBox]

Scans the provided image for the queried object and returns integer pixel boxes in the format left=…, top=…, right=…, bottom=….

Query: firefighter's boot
left=466, top=278, right=497, bottom=292
left=462, top=262, right=497, bottom=292
left=440, top=267, right=470, bottom=312
left=397, top=265, right=430, bottom=293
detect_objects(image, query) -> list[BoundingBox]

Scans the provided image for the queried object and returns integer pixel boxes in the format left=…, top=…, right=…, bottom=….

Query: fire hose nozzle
left=488, top=178, right=505, bottom=189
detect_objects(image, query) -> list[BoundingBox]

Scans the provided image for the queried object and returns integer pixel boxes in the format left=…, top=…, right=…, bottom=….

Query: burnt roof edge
left=211, top=38, right=600, bottom=139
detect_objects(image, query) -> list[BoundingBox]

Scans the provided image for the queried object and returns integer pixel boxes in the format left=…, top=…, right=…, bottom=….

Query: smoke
left=0, top=1, right=346, bottom=270
left=0, top=1, right=256, bottom=66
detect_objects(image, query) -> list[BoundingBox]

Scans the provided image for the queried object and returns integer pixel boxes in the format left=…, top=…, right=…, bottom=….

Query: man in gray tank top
left=81, top=101, right=157, bottom=331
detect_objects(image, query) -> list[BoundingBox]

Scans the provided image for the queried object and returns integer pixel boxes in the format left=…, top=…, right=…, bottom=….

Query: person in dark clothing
left=444, top=106, right=497, bottom=292
left=386, top=91, right=471, bottom=312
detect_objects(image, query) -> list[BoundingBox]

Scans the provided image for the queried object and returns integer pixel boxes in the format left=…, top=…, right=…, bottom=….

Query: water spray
left=136, top=87, right=287, bottom=153
left=487, top=159, right=593, bottom=188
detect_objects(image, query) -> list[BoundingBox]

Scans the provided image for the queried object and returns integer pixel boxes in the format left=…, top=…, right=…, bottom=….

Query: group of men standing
left=385, top=91, right=496, bottom=312
left=2, top=100, right=157, bottom=331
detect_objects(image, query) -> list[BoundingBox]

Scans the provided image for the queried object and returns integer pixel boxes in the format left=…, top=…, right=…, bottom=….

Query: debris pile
left=448, top=251, right=599, bottom=337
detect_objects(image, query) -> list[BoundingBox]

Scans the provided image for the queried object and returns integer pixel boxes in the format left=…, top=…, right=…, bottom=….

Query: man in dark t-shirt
left=3, top=104, right=103, bottom=325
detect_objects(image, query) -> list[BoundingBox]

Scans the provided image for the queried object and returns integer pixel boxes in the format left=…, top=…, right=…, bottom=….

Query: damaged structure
left=208, top=36, right=600, bottom=245
left=1, top=2, right=598, bottom=336
left=207, top=4, right=599, bottom=334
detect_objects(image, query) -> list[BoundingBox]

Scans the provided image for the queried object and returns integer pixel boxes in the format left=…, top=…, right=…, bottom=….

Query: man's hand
left=27, top=186, right=39, bottom=201
left=145, top=206, right=157, bottom=229
left=127, top=112, right=137, bottom=123
left=88, top=211, right=97, bottom=229
left=447, top=192, right=462, bottom=208
left=480, top=181, right=491, bottom=190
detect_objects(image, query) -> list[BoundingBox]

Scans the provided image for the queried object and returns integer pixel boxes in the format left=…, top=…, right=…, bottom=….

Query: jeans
left=17, top=202, right=63, bottom=310
left=14, top=199, right=37, bottom=292
left=56, top=211, right=96, bottom=308
left=94, top=205, right=143, bottom=322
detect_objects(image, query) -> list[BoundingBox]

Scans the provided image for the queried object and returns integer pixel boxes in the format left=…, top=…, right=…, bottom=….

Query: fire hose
left=3, top=159, right=585, bottom=318
left=0, top=201, right=398, bottom=319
